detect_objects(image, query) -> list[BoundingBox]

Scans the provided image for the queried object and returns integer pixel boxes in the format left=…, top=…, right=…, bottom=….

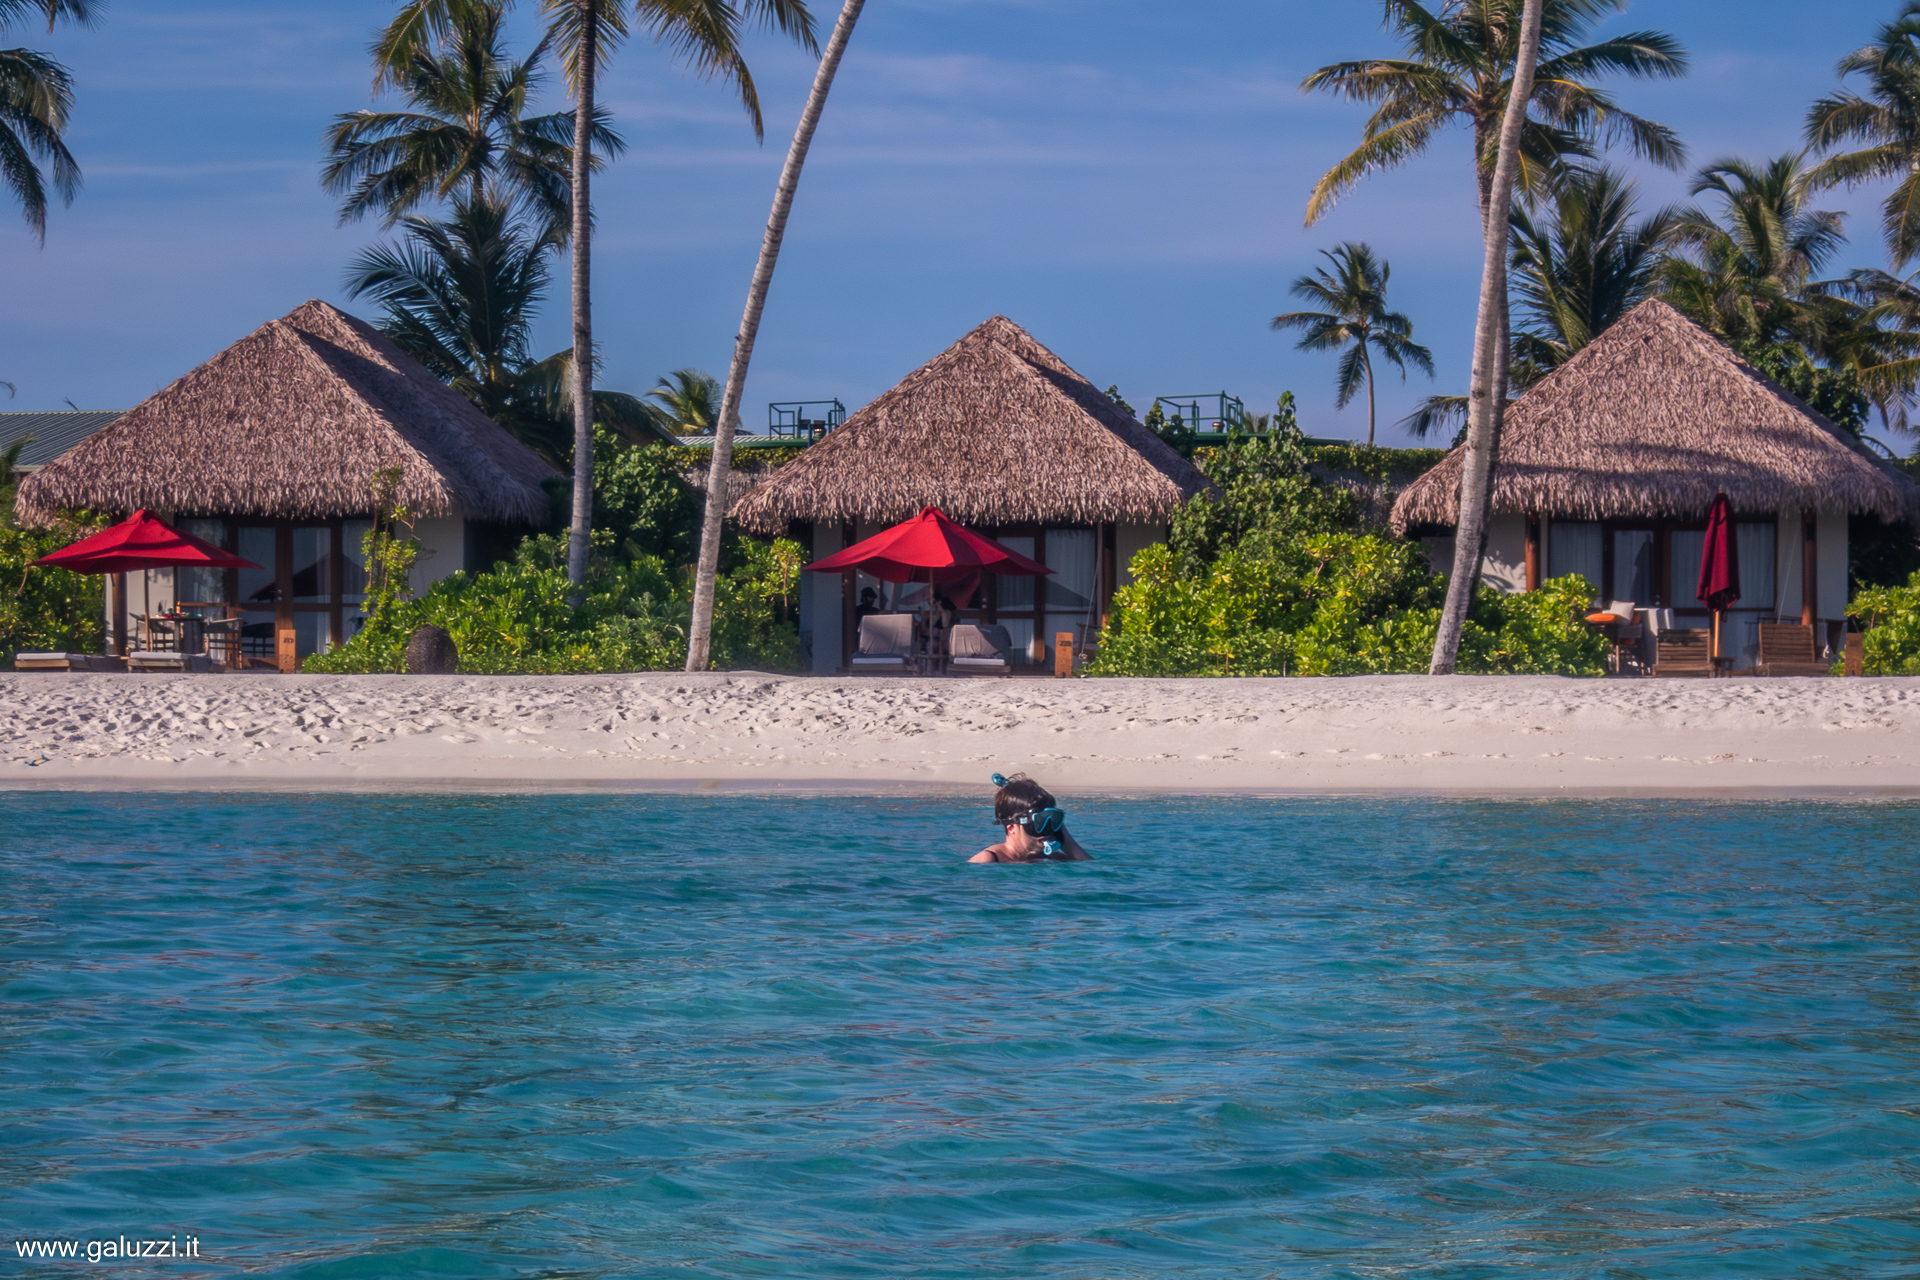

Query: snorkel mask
left=991, top=773, right=1067, bottom=859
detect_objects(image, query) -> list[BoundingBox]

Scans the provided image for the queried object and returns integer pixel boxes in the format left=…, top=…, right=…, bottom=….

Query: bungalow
left=14, top=300, right=556, bottom=669
left=730, top=316, right=1214, bottom=672
left=1391, top=299, right=1920, bottom=669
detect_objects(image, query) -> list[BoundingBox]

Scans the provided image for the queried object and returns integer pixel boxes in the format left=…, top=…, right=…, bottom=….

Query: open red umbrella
left=804, top=507, right=1052, bottom=583
left=33, top=509, right=260, bottom=574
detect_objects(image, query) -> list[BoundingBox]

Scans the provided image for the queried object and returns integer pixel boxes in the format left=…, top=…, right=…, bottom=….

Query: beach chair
left=201, top=615, right=243, bottom=669
left=128, top=651, right=215, bottom=673
left=947, top=623, right=1013, bottom=676
left=12, top=652, right=95, bottom=672
left=849, top=614, right=919, bottom=674
left=1651, top=628, right=1714, bottom=677
left=1756, top=622, right=1832, bottom=676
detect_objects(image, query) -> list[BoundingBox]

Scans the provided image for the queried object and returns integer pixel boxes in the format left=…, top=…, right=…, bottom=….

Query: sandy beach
left=3, top=672, right=1919, bottom=794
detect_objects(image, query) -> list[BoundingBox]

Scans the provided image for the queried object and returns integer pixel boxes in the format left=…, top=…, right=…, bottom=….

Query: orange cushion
left=1585, top=612, right=1624, bottom=625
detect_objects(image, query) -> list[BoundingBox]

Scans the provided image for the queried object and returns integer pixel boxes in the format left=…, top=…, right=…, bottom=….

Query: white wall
left=1114, top=522, right=1163, bottom=585
left=409, top=510, right=466, bottom=597
left=1422, top=513, right=1528, bottom=594
left=809, top=522, right=845, bottom=675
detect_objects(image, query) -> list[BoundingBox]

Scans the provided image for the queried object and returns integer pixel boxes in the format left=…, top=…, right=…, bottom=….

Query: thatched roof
left=731, top=316, right=1213, bottom=533
left=15, top=300, right=555, bottom=527
left=1390, top=299, right=1919, bottom=533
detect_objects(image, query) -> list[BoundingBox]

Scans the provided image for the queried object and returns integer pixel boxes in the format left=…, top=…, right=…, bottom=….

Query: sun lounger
left=947, top=623, right=1013, bottom=676
left=849, top=614, right=919, bottom=674
left=1756, top=623, right=1832, bottom=676
left=1652, top=628, right=1714, bottom=677
left=128, top=651, right=215, bottom=673
left=13, top=652, right=95, bottom=672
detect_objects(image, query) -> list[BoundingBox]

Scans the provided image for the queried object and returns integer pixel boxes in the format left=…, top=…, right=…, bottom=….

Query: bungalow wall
left=802, top=519, right=1165, bottom=675
left=108, top=507, right=479, bottom=670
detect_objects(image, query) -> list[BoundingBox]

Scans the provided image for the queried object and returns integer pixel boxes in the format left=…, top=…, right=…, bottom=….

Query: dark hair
left=994, top=773, right=1054, bottom=825
left=859, top=587, right=877, bottom=601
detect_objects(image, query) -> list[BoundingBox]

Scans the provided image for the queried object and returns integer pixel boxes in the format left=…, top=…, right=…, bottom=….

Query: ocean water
left=2, top=792, right=1917, bottom=1279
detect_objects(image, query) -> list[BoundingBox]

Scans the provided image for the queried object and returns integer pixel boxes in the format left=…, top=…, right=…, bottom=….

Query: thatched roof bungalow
left=15, top=300, right=556, bottom=667
left=1391, top=298, right=1920, bottom=667
left=736, top=315, right=1213, bottom=673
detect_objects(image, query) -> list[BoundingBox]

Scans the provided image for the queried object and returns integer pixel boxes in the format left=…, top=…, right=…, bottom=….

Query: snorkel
left=991, top=772, right=1068, bottom=860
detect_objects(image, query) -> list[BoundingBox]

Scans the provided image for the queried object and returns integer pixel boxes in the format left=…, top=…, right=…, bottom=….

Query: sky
left=4, top=0, right=1916, bottom=445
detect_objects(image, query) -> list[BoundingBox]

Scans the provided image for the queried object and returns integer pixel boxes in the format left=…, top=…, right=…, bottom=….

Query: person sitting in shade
left=855, top=586, right=881, bottom=622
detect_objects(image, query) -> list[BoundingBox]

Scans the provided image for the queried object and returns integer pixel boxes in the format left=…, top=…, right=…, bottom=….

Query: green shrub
left=303, top=534, right=804, bottom=675
left=0, top=511, right=106, bottom=664
left=1849, top=572, right=1920, bottom=675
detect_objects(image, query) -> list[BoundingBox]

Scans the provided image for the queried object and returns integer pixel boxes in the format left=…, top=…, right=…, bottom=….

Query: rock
left=404, top=625, right=459, bottom=675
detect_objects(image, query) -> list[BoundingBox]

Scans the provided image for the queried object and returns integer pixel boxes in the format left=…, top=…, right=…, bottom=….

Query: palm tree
left=1271, top=243, right=1433, bottom=445
left=687, top=0, right=864, bottom=671
left=0, top=0, right=99, bottom=244
left=376, top=0, right=817, bottom=588
left=646, top=368, right=721, bottom=435
left=1660, top=154, right=1848, bottom=350
left=325, top=1, right=621, bottom=233
left=1508, top=166, right=1674, bottom=384
left=1302, top=0, right=1687, bottom=230
left=1431, top=0, right=1546, bottom=676
left=1806, top=3, right=1920, bottom=271
left=346, top=194, right=664, bottom=466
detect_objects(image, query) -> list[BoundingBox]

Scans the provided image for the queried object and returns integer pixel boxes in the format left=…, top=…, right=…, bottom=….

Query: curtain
left=1547, top=522, right=1602, bottom=595
left=1044, top=528, right=1096, bottom=612
left=1736, top=522, right=1775, bottom=610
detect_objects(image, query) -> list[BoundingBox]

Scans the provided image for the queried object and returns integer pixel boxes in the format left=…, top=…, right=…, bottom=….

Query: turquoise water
left=2, top=793, right=1917, bottom=1279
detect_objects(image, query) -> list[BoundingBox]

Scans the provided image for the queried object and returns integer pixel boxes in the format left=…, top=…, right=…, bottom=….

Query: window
left=1670, top=529, right=1705, bottom=606
left=1736, top=522, right=1775, bottom=609
left=1547, top=522, right=1602, bottom=592
left=1613, top=529, right=1653, bottom=604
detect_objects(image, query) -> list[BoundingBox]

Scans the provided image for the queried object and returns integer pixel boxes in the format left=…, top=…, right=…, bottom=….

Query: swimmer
left=970, top=773, right=1091, bottom=863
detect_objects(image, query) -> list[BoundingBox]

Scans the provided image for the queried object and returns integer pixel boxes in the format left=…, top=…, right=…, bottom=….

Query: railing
left=769, top=399, right=847, bottom=439
left=1151, top=392, right=1245, bottom=432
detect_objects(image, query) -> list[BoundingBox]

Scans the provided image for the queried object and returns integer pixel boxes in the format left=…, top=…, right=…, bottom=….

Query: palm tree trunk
left=1429, top=0, right=1543, bottom=675
left=565, top=0, right=598, bottom=589
left=685, top=0, right=866, bottom=672
left=1362, top=338, right=1376, bottom=446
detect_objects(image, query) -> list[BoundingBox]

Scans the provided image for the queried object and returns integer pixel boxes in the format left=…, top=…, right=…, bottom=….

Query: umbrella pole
left=111, top=572, right=127, bottom=656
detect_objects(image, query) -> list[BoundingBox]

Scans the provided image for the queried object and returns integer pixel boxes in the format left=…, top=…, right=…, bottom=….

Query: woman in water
left=971, top=773, right=1091, bottom=863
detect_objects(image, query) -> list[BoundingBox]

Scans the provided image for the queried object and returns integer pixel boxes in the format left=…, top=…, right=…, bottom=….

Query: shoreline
left=7, top=671, right=1920, bottom=797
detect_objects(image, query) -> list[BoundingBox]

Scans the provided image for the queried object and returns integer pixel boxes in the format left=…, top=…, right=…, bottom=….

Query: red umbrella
left=1696, top=493, right=1740, bottom=612
left=804, top=507, right=1053, bottom=583
left=34, top=509, right=261, bottom=574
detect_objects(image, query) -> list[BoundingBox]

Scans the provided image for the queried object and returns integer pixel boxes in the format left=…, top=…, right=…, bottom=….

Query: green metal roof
left=0, top=410, right=122, bottom=469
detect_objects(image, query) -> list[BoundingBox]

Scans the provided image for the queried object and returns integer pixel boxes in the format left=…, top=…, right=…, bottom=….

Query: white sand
left=4, top=672, right=1919, bottom=794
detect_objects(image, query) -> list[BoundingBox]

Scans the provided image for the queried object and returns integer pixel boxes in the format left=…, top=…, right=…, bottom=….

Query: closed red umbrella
left=1697, top=493, right=1740, bottom=664
left=34, top=509, right=260, bottom=574
left=804, top=507, right=1053, bottom=583
left=1697, top=493, right=1740, bottom=610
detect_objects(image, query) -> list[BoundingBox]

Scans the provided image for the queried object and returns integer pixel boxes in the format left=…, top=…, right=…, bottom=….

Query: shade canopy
left=804, top=507, right=1053, bottom=584
left=1697, top=493, right=1741, bottom=611
left=33, top=509, right=261, bottom=575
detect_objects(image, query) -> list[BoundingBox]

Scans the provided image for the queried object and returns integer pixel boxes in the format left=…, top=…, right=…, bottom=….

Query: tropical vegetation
left=1086, top=417, right=1606, bottom=678
left=1271, top=242, right=1433, bottom=446
left=0, top=0, right=98, bottom=243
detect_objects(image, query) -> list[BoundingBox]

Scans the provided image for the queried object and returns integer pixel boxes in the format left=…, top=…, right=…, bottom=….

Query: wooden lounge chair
left=13, top=652, right=95, bottom=671
left=947, top=623, right=1013, bottom=676
left=1756, top=623, right=1832, bottom=676
left=128, top=650, right=215, bottom=673
left=1652, top=628, right=1714, bottom=677
left=849, top=614, right=919, bottom=674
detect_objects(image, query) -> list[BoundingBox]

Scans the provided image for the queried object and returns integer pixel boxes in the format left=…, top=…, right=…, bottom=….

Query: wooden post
left=1845, top=632, right=1863, bottom=677
left=1054, top=631, right=1075, bottom=678
left=275, top=519, right=296, bottom=673
left=1524, top=514, right=1541, bottom=591
left=110, top=571, right=127, bottom=656
left=839, top=521, right=855, bottom=672
left=1801, top=508, right=1817, bottom=629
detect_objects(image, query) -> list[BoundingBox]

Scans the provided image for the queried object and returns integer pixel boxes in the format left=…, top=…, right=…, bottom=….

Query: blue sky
left=4, top=0, right=1914, bottom=443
